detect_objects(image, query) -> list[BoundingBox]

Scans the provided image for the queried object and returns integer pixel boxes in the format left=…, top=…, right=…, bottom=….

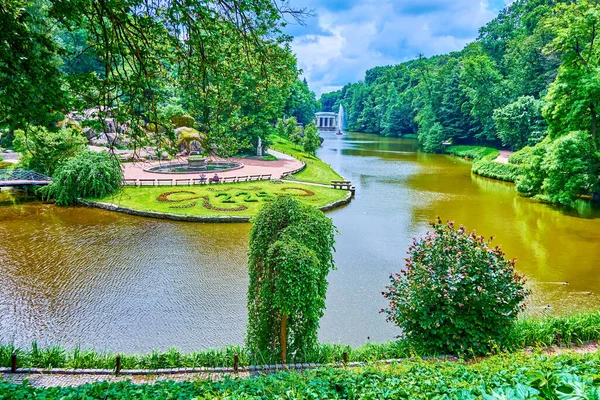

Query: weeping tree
left=247, top=196, right=336, bottom=363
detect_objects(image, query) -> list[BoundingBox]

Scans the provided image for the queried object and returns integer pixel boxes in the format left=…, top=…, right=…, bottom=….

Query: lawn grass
left=269, top=134, right=344, bottom=184
left=91, top=181, right=348, bottom=217
left=445, top=145, right=500, bottom=161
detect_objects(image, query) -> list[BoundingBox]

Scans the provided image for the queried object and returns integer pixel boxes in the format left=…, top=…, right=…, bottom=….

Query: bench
left=249, top=175, right=261, bottom=181
left=331, top=180, right=352, bottom=190
left=223, top=176, right=236, bottom=183
left=261, top=174, right=272, bottom=180
left=157, top=179, right=174, bottom=186
left=237, top=176, right=248, bottom=182
left=175, top=179, right=191, bottom=186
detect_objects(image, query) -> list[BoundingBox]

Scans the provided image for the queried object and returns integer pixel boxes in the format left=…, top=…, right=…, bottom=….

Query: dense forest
left=0, top=0, right=319, bottom=157
left=321, top=0, right=600, bottom=205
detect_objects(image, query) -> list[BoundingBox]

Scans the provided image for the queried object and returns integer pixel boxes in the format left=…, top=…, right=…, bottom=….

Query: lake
left=1, top=131, right=598, bottom=352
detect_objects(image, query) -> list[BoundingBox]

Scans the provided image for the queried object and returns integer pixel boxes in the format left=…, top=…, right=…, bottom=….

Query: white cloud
left=288, top=0, right=506, bottom=96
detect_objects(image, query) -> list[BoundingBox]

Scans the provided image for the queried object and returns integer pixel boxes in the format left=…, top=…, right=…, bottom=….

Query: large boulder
left=170, top=114, right=195, bottom=128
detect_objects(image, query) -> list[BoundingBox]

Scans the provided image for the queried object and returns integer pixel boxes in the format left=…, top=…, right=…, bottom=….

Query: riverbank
left=269, top=134, right=344, bottom=184
left=445, top=145, right=522, bottom=183
left=2, top=312, right=599, bottom=372
left=3, top=350, right=600, bottom=398
left=85, top=137, right=351, bottom=220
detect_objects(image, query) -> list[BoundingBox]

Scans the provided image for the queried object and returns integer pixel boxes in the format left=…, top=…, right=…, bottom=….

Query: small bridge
left=0, top=169, right=52, bottom=187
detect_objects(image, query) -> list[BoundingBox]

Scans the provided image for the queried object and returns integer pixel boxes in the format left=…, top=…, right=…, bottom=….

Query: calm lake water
left=1, top=132, right=599, bottom=353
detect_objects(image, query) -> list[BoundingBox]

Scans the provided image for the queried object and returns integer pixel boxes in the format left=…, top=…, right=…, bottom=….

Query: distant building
left=315, top=112, right=338, bottom=131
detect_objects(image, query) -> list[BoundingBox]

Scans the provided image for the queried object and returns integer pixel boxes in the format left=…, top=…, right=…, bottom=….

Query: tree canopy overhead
left=1, top=0, right=316, bottom=156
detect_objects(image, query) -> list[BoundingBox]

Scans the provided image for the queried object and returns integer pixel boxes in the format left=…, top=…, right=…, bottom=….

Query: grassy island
left=89, top=181, right=349, bottom=218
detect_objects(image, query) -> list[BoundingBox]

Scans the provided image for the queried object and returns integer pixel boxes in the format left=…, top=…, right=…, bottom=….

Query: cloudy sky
left=283, top=0, right=511, bottom=97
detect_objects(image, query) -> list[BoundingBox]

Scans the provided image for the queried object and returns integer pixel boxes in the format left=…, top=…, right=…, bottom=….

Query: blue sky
left=283, top=0, right=512, bottom=97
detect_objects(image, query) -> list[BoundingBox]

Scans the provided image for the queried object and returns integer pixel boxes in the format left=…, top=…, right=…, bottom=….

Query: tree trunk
left=591, top=104, right=597, bottom=144
left=280, top=313, right=287, bottom=364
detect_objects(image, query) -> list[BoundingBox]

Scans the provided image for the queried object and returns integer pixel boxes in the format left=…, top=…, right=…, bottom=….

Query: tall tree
left=247, top=197, right=336, bottom=363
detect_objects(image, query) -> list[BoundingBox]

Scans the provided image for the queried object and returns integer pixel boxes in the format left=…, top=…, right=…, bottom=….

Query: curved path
left=494, top=150, right=514, bottom=164
left=123, top=150, right=303, bottom=181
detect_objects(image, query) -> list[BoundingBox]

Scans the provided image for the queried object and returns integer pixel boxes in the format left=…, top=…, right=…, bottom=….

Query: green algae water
left=1, top=132, right=599, bottom=352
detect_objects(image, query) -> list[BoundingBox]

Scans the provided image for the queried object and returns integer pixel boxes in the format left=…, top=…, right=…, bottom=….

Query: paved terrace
left=123, top=150, right=303, bottom=181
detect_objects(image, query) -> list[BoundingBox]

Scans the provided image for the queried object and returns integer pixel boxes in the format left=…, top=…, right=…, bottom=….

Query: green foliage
left=247, top=197, right=336, bottom=361
left=3, top=350, right=600, bottom=398
left=2, top=312, right=600, bottom=373
left=445, top=145, right=499, bottom=161
left=0, top=161, right=15, bottom=169
left=275, top=117, right=297, bottom=138
left=13, top=126, right=87, bottom=176
left=516, top=138, right=551, bottom=197
left=508, top=146, right=535, bottom=165
left=383, top=219, right=529, bottom=356
left=472, top=160, right=522, bottom=183
left=2, top=0, right=305, bottom=157
left=41, top=150, right=123, bottom=206
left=0, top=0, right=68, bottom=132
left=516, top=133, right=600, bottom=205
left=319, top=0, right=565, bottom=151
left=302, top=123, right=321, bottom=156
left=269, top=134, right=343, bottom=184
left=542, top=0, right=600, bottom=144
left=541, top=131, right=600, bottom=205
left=493, top=96, right=547, bottom=150
left=284, top=79, right=319, bottom=125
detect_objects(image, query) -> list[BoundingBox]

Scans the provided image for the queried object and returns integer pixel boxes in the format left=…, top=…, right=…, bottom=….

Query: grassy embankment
left=269, top=134, right=343, bottom=184
left=2, top=312, right=600, bottom=370
left=2, top=351, right=600, bottom=398
left=445, top=145, right=522, bottom=182
left=91, top=181, right=348, bottom=218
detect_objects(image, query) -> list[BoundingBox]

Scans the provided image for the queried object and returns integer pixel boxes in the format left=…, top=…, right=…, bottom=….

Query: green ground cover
left=445, top=145, right=500, bottom=160
left=2, top=312, right=599, bottom=370
left=269, top=135, right=343, bottom=184
left=91, top=181, right=348, bottom=217
left=2, top=351, right=600, bottom=398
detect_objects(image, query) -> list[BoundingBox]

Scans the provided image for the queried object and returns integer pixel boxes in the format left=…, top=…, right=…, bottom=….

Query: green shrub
left=472, top=159, right=522, bottom=182
left=508, top=145, right=535, bottom=165
left=383, top=218, right=529, bottom=356
left=13, top=126, right=87, bottom=176
left=41, top=150, right=123, bottom=206
left=0, top=161, right=14, bottom=169
left=302, top=123, right=321, bottom=155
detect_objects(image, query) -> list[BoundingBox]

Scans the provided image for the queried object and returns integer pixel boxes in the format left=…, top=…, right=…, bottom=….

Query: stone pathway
left=494, top=150, right=513, bottom=164
left=122, top=150, right=304, bottom=181
left=0, top=371, right=250, bottom=388
left=2, top=343, right=599, bottom=389
left=0, top=151, right=20, bottom=163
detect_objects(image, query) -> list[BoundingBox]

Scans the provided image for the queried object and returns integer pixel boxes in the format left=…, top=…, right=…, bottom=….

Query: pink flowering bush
left=382, top=218, right=529, bottom=356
